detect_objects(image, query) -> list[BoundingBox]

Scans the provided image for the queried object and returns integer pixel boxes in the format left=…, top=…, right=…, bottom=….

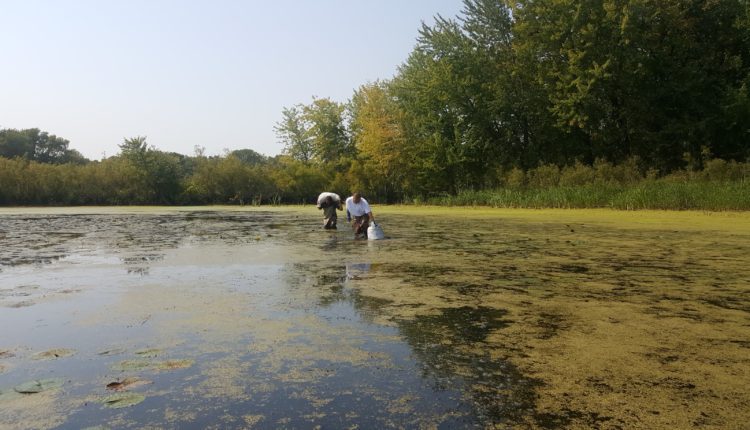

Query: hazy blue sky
left=1, top=0, right=464, bottom=159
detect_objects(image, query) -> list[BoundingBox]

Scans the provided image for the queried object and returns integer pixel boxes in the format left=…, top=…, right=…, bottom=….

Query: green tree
left=274, top=106, right=313, bottom=163
left=117, top=136, right=183, bottom=203
left=512, top=0, right=750, bottom=170
left=0, top=128, right=89, bottom=164
left=230, top=148, right=268, bottom=165
left=350, top=81, right=415, bottom=201
left=303, top=97, right=353, bottom=164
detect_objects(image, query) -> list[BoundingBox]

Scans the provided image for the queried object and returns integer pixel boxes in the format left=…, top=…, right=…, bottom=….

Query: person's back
left=345, top=192, right=374, bottom=237
left=319, top=194, right=341, bottom=229
left=345, top=196, right=370, bottom=218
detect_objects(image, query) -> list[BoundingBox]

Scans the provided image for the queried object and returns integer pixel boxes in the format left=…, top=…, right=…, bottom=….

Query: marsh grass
left=426, top=159, right=750, bottom=210
left=428, top=181, right=750, bottom=210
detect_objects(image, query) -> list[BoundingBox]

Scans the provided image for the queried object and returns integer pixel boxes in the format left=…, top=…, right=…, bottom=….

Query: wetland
left=0, top=206, right=748, bottom=429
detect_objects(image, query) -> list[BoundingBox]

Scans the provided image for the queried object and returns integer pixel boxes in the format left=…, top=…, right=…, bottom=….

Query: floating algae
left=0, top=207, right=748, bottom=429
left=134, top=348, right=161, bottom=358
left=101, top=392, right=145, bottom=409
left=31, top=348, right=76, bottom=360
left=112, top=358, right=194, bottom=372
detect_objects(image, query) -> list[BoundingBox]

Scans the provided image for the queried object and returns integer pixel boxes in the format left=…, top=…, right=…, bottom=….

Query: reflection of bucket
left=367, top=222, right=385, bottom=240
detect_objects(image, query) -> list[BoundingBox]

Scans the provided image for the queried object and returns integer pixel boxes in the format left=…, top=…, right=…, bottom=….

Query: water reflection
left=346, top=262, right=371, bottom=280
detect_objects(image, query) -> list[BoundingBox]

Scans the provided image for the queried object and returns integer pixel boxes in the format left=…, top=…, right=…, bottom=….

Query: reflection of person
left=317, top=192, right=342, bottom=229
left=346, top=262, right=371, bottom=279
left=345, top=192, right=374, bottom=238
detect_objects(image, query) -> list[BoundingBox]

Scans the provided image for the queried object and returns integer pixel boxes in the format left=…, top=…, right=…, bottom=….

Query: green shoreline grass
left=422, top=181, right=750, bottom=211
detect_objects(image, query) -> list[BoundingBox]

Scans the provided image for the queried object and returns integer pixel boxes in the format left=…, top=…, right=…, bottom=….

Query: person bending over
left=345, top=192, right=374, bottom=238
left=317, top=192, right=342, bottom=229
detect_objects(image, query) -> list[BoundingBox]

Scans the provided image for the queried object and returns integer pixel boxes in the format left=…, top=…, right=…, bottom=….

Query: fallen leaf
left=0, top=349, right=15, bottom=359
left=101, top=392, right=145, bottom=409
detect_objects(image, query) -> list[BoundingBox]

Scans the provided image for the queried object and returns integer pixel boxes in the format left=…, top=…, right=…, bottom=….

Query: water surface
left=1, top=207, right=748, bottom=429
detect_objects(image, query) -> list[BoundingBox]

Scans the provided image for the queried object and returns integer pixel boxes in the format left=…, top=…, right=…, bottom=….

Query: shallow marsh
left=0, top=206, right=748, bottom=429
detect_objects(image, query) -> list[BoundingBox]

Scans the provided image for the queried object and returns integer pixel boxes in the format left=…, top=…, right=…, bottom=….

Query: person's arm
left=368, top=211, right=374, bottom=223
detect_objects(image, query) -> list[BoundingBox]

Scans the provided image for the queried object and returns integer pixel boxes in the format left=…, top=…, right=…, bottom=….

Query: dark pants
left=324, top=214, right=337, bottom=229
left=323, top=205, right=338, bottom=229
left=352, top=214, right=369, bottom=236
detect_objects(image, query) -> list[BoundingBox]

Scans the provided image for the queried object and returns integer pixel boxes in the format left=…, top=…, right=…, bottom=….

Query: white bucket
left=367, top=222, right=385, bottom=240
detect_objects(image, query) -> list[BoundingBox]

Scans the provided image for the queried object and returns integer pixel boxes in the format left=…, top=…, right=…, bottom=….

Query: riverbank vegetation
left=2, top=0, right=749, bottom=209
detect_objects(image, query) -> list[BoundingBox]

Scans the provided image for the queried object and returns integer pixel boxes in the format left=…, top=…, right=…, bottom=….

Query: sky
left=1, top=0, right=464, bottom=160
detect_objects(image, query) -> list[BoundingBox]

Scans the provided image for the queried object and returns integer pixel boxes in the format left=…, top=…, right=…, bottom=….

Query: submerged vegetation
left=2, top=0, right=750, bottom=209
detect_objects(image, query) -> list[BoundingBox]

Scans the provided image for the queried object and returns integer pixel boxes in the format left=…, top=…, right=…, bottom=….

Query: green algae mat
left=0, top=206, right=748, bottom=428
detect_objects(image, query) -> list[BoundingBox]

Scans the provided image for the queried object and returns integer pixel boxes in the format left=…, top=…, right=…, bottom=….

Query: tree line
left=2, top=0, right=749, bottom=206
left=277, top=0, right=750, bottom=202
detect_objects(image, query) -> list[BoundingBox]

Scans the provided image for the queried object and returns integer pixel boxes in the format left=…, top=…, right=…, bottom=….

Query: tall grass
left=428, top=182, right=750, bottom=210
left=425, top=159, right=750, bottom=210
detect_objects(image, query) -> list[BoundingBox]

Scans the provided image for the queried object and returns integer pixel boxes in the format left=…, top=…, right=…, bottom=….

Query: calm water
left=0, top=209, right=535, bottom=429
left=1, top=208, right=749, bottom=429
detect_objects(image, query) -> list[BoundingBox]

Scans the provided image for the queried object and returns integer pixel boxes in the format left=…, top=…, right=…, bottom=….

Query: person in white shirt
left=345, top=192, right=375, bottom=238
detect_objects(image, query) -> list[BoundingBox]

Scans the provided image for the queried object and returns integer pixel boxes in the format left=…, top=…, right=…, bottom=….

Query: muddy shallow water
left=0, top=207, right=748, bottom=429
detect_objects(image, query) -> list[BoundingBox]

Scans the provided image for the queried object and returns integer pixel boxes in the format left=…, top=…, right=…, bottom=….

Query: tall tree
left=274, top=106, right=313, bottom=163
left=350, top=81, right=414, bottom=200
left=0, top=128, right=89, bottom=164
left=303, top=97, right=353, bottom=164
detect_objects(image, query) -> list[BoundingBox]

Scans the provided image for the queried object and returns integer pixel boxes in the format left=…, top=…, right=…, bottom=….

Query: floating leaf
left=101, top=392, right=145, bottom=409
left=32, top=348, right=75, bottom=360
left=0, top=349, right=15, bottom=359
left=14, top=378, right=64, bottom=393
left=106, top=377, right=152, bottom=392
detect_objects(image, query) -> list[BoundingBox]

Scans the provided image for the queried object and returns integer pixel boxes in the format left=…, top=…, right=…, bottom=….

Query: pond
left=0, top=207, right=749, bottom=429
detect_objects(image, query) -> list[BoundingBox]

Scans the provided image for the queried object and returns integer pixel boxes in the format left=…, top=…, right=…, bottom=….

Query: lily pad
left=101, top=392, right=145, bottom=409
left=14, top=378, right=64, bottom=393
left=106, top=377, right=152, bottom=392
left=32, top=348, right=76, bottom=360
